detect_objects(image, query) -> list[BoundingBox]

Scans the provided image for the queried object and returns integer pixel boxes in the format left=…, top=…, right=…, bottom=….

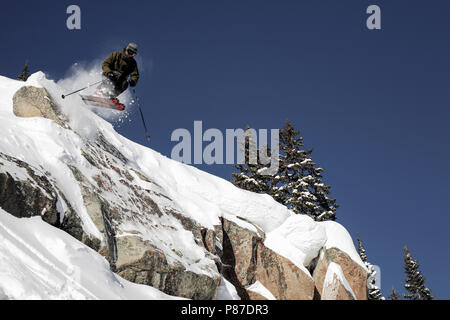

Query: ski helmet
left=126, top=43, right=138, bottom=54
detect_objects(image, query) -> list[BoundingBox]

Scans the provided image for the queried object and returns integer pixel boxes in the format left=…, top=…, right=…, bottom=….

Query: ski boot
left=110, top=98, right=126, bottom=111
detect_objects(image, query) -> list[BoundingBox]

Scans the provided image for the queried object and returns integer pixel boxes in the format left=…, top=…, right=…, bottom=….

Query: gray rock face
left=65, top=145, right=222, bottom=300
left=60, top=203, right=102, bottom=252
left=116, top=238, right=220, bottom=300
left=0, top=153, right=60, bottom=226
left=0, top=152, right=101, bottom=251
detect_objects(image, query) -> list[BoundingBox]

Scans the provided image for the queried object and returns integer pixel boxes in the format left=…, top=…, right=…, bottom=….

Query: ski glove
left=129, top=80, right=137, bottom=87
left=107, top=71, right=122, bottom=81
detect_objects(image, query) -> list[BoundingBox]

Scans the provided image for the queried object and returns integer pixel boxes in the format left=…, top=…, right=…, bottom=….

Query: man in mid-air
left=97, top=42, right=140, bottom=99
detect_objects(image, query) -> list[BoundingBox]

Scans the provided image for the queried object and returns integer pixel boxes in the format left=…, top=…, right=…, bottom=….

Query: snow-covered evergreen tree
left=231, top=126, right=272, bottom=194
left=357, top=234, right=384, bottom=300
left=273, top=120, right=337, bottom=221
left=232, top=120, right=337, bottom=221
left=403, top=245, right=434, bottom=300
left=357, top=233, right=368, bottom=262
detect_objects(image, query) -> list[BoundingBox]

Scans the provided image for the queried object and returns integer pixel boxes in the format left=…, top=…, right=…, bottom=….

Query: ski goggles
left=126, top=49, right=137, bottom=56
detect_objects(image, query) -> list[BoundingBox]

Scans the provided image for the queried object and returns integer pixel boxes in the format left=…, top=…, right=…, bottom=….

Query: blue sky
left=1, top=0, right=449, bottom=299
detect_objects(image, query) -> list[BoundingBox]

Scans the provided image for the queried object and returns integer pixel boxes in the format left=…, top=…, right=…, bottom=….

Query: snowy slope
left=0, top=208, right=181, bottom=300
left=0, top=72, right=367, bottom=299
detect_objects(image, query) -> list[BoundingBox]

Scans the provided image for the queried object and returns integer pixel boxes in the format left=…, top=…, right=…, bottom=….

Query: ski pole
left=61, top=79, right=104, bottom=99
left=132, top=89, right=150, bottom=141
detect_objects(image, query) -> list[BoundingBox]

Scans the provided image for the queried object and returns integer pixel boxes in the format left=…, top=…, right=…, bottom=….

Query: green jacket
left=102, top=49, right=139, bottom=85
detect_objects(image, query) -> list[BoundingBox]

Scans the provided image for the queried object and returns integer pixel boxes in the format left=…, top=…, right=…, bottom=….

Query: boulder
left=221, top=217, right=264, bottom=288
left=321, top=262, right=356, bottom=300
left=221, top=217, right=314, bottom=300
left=116, top=236, right=220, bottom=300
left=13, top=86, right=66, bottom=127
left=254, top=242, right=314, bottom=300
left=313, top=247, right=368, bottom=300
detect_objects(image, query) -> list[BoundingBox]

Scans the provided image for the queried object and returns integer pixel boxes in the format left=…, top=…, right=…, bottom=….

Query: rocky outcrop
left=0, top=152, right=102, bottom=252
left=13, top=86, right=66, bottom=127
left=221, top=217, right=262, bottom=293
left=313, top=247, right=368, bottom=300
left=0, top=147, right=369, bottom=301
left=115, top=237, right=219, bottom=300
left=2, top=85, right=369, bottom=300
left=60, top=203, right=102, bottom=252
left=8, top=87, right=222, bottom=299
left=64, top=146, right=222, bottom=300
left=255, top=243, right=315, bottom=300
left=0, top=152, right=60, bottom=226
left=321, top=262, right=356, bottom=300
left=0, top=145, right=368, bottom=300
left=219, top=217, right=314, bottom=300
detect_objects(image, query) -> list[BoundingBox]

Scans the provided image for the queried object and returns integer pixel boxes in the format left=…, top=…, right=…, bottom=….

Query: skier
left=97, top=43, right=140, bottom=99
left=61, top=42, right=150, bottom=138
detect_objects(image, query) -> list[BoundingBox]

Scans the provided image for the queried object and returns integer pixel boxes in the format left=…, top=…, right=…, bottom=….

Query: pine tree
left=272, top=120, right=337, bottom=221
left=357, top=233, right=368, bottom=262
left=402, top=245, right=434, bottom=300
left=231, top=126, right=272, bottom=194
left=17, top=60, right=30, bottom=81
left=231, top=120, right=338, bottom=221
left=389, top=287, right=400, bottom=300
left=357, top=234, right=384, bottom=300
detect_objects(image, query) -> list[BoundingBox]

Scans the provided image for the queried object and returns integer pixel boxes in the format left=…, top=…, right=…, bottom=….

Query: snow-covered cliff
left=0, top=73, right=368, bottom=300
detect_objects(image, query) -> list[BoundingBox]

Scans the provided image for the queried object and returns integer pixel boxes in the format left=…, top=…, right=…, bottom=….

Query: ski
left=80, top=94, right=125, bottom=111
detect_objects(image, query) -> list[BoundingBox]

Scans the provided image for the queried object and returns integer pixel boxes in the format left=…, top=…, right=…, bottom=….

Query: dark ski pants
left=98, top=76, right=129, bottom=97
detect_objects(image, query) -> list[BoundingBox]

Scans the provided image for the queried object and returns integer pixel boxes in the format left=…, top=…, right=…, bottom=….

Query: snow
left=222, top=214, right=263, bottom=237
left=321, top=221, right=369, bottom=272
left=0, top=73, right=105, bottom=242
left=0, top=208, right=182, bottom=300
left=246, top=281, right=277, bottom=300
left=322, top=262, right=356, bottom=300
left=128, top=141, right=292, bottom=233
left=216, top=277, right=241, bottom=300
left=56, top=61, right=133, bottom=123
left=0, top=72, right=366, bottom=299
left=264, top=214, right=326, bottom=276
